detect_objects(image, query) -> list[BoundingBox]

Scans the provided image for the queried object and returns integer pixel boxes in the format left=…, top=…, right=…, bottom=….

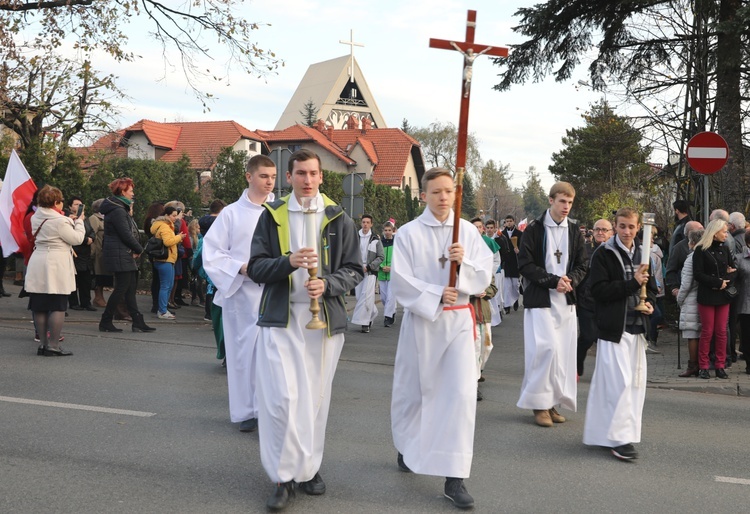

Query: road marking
left=715, top=476, right=750, bottom=486
left=0, top=395, right=156, bottom=417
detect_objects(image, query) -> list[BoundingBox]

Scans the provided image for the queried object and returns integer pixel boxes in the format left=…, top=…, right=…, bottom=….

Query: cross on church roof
left=339, top=29, right=364, bottom=83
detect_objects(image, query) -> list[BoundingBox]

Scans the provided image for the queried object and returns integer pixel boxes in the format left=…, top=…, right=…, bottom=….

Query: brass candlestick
left=634, top=212, right=655, bottom=313
left=302, top=197, right=327, bottom=330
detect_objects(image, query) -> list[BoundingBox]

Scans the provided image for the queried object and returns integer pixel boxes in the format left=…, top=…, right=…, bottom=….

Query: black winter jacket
left=517, top=212, right=587, bottom=308
left=692, top=240, right=737, bottom=306
left=71, top=217, right=96, bottom=272
left=589, top=237, right=658, bottom=343
left=247, top=195, right=364, bottom=337
left=100, top=196, right=142, bottom=273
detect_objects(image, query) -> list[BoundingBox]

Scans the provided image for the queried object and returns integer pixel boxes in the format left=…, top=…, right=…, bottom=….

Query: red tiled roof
left=331, top=128, right=421, bottom=186
left=256, top=124, right=356, bottom=165
left=73, top=131, right=127, bottom=168
left=124, top=119, right=181, bottom=149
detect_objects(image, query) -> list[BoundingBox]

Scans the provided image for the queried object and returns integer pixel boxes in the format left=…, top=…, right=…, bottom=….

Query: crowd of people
left=5, top=154, right=750, bottom=511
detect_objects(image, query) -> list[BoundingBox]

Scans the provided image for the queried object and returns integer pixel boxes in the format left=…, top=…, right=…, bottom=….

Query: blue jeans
left=153, top=261, right=175, bottom=314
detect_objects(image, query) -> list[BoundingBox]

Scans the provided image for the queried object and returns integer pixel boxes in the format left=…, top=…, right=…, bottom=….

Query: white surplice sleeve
left=202, top=209, right=245, bottom=299
left=455, top=219, right=494, bottom=297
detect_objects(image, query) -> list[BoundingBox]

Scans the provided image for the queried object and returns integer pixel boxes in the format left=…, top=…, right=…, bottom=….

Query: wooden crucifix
left=429, top=10, right=508, bottom=286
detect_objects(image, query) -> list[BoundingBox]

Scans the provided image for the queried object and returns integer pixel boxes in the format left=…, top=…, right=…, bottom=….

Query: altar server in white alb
left=584, top=207, right=656, bottom=461
left=247, top=149, right=363, bottom=512
left=516, top=181, right=587, bottom=428
left=202, top=154, right=276, bottom=433
left=350, top=214, right=384, bottom=333
left=391, top=167, right=493, bottom=510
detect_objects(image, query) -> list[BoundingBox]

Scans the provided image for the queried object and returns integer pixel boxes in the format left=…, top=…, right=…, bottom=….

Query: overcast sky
left=90, top=0, right=615, bottom=193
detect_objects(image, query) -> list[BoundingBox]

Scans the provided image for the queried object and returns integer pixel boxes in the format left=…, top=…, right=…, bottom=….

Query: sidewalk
left=642, top=323, right=750, bottom=396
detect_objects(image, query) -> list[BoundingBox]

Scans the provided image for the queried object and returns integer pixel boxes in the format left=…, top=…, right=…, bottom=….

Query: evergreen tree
left=299, top=98, right=318, bottom=127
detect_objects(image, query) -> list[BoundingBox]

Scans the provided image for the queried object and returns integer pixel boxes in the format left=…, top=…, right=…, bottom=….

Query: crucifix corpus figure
left=449, top=42, right=492, bottom=98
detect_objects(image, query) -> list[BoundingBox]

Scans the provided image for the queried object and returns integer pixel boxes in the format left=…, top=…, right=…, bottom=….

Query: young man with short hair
left=516, top=182, right=587, bottom=428
left=247, top=149, right=363, bottom=511
left=203, top=154, right=276, bottom=433
left=502, top=214, right=523, bottom=313
left=391, top=168, right=493, bottom=509
left=584, top=207, right=656, bottom=460
left=378, top=220, right=397, bottom=327
left=351, top=214, right=384, bottom=333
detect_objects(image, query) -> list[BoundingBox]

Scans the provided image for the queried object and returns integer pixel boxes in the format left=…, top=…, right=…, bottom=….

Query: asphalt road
left=1, top=293, right=750, bottom=513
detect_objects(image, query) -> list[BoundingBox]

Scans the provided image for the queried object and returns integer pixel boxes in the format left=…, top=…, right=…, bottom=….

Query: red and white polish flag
left=0, top=149, right=37, bottom=258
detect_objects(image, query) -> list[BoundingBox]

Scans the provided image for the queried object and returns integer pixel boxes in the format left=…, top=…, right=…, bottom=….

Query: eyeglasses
left=593, top=228, right=611, bottom=232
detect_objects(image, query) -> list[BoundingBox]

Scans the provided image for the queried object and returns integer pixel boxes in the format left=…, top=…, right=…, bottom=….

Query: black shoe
left=732, top=354, right=738, bottom=363
left=150, top=306, right=158, bottom=314
left=611, top=443, right=638, bottom=460
left=716, top=368, right=729, bottom=379
left=238, top=418, right=258, bottom=432
left=504, top=308, right=510, bottom=314
left=299, top=472, right=326, bottom=495
left=84, top=305, right=97, bottom=311
left=444, top=477, right=474, bottom=509
left=513, top=300, right=519, bottom=311
left=361, top=325, right=370, bottom=333
left=37, top=345, right=45, bottom=356
left=476, top=389, right=483, bottom=401
left=132, top=313, right=156, bottom=332
left=175, top=298, right=190, bottom=306
left=397, top=453, right=411, bottom=473
left=0, top=289, right=11, bottom=297
left=69, top=305, right=84, bottom=311
left=42, top=346, right=73, bottom=356
left=698, top=369, right=710, bottom=379
left=266, top=482, right=295, bottom=511
left=478, top=374, right=485, bottom=383
left=99, top=321, right=123, bottom=333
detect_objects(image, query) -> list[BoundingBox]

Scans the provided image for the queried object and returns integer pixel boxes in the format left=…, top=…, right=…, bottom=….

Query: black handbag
left=144, top=236, right=168, bottom=260
left=707, top=250, right=737, bottom=300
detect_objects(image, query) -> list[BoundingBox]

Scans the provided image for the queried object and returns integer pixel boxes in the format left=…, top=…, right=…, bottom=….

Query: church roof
left=275, top=55, right=387, bottom=130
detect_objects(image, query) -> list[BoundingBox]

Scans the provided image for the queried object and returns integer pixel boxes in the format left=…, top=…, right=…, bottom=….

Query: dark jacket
left=100, top=196, right=142, bottom=273
left=517, top=212, right=587, bottom=308
left=72, top=217, right=96, bottom=272
left=575, top=240, right=601, bottom=313
left=501, top=227, right=523, bottom=277
left=247, top=194, right=364, bottom=337
left=692, top=240, right=737, bottom=306
left=665, top=238, right=690, bottom=291
left=589, top=237, right=658, bottom=343
left=669, top=215, right=691, bottom=252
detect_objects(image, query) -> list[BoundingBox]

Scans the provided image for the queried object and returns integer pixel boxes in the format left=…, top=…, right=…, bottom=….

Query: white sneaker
left=158, top=311, right=176, bottom=320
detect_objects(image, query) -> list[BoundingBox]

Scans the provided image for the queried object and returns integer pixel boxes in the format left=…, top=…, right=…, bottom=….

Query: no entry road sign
left=686, top=132, right=729, bottom=175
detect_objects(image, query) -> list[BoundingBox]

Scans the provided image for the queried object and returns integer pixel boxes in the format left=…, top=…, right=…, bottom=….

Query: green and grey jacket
left=247, top=194, right=364, bottom=337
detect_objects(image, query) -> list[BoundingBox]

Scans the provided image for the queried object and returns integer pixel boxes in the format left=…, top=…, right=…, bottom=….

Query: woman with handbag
left=98, top=178, right=155, bottom=333
left=25, top=185, right=85, bottom=356
left=150, top=205, right=185, bottom=319
left=692, top=219, right=737, bottom=379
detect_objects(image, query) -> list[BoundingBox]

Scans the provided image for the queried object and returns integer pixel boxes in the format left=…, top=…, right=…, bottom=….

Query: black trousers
left=102, top=270, right=139, bottom=322
left=577, top=307, right=598, bottom=376
left=69, top=269, right=92, bottom=307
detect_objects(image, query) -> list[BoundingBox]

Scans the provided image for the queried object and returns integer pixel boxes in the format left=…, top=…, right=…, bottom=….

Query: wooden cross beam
left=429, top=10, right=508, bottom=287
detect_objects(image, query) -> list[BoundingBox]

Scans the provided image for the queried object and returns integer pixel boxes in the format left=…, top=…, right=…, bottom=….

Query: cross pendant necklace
left=432, top=220, right=452, bottom=269
left=554, top=248, right=563, bottom=264
left=549, top=221, right=565, bottom=265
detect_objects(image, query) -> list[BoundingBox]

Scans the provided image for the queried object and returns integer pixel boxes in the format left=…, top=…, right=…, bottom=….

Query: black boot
left=99, top=317, right=123, bottom=333
left=132, top=312, right=156, bottom=332
left=0, top=283, right=10, bottom=297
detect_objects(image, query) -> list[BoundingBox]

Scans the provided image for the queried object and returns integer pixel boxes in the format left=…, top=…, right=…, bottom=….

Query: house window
left=288, top=144, right=301, bottom=153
